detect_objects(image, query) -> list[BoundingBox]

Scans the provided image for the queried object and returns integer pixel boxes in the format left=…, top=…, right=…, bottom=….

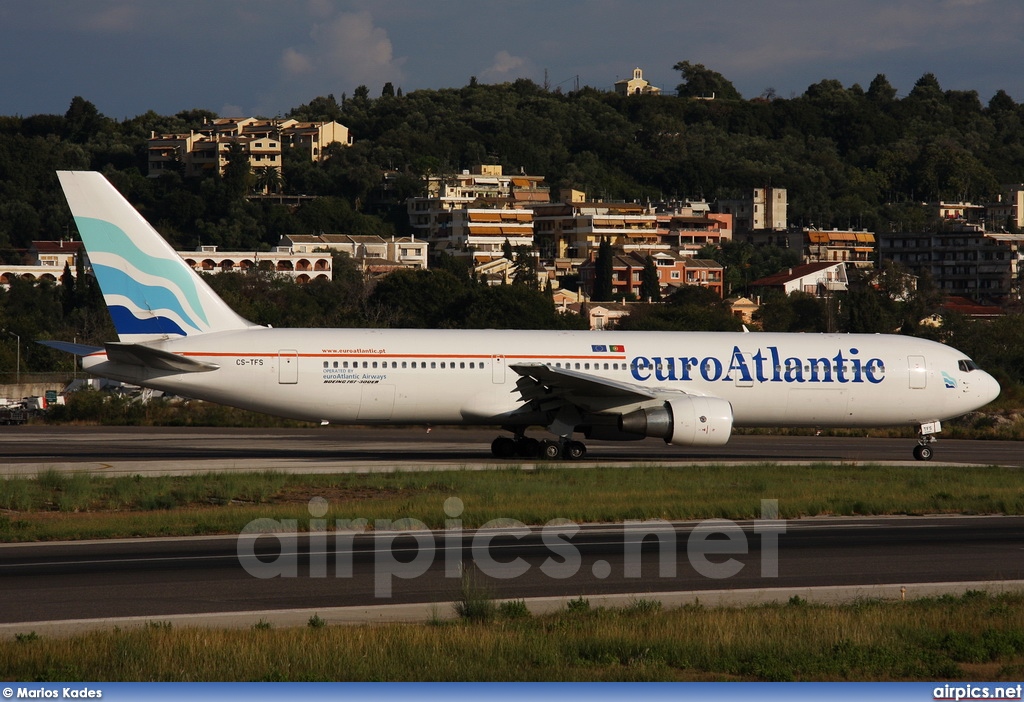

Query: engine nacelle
left=619, top=396, right=734, bottom=446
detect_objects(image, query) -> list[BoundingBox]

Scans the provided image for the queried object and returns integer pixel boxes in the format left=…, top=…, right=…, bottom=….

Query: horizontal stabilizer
left=38, top=340, right=104, bottom=356
left=105, top=342, right=219, bottom=373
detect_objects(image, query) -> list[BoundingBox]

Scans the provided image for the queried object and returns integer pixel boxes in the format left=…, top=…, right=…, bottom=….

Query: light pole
left=4, top=330, right=20, bottom=385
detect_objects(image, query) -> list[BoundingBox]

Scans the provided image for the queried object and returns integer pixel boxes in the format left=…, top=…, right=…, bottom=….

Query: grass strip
left=3, top=591, right=1024, bottom=681
left=1, top=463, right=1023, bottom=542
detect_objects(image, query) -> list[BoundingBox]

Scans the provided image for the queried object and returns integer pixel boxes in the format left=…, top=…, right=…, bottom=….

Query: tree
left=512, top=246, right=538, bottom=288
left=640, top=255, right=661, bottom=302
left=221, top=141, right=252, bottom=199
left=673, top=61, right=742, bottom=100
left=866, top=74, right=897, bottom=103
left=253, top=166, right=283, bottom=194
left=60, top=262, right=76, bottom=315
left=592, top=237, right=613, bottom=301
left=619, top=286, right=741, bottom=331
left=64, top=96, right=106, bottom=142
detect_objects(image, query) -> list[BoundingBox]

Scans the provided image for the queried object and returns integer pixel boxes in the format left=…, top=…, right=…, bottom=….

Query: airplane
left=46, top=170, right=1001, bottom=462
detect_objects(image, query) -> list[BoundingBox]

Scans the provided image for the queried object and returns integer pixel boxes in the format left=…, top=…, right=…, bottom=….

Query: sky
left=1, top=0, right=1023, bottom=120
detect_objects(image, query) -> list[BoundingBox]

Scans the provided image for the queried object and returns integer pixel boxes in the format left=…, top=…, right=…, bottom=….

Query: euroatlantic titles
left=629, top=346, right=886, bottom=385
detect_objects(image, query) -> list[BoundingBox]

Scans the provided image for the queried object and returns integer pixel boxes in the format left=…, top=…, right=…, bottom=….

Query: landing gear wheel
left=491, top=436, right=516, bottom=458
left=563, top=440, right=587, bottom=460
left=516, top=437, right=540, bottom=458
left=913, top=444, right=933, bottom=461
left=539, top=440, right=562, bottom=460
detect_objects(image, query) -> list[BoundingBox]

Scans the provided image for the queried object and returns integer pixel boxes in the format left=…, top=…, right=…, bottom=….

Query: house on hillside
left=748, top=261, right=848, bottom=298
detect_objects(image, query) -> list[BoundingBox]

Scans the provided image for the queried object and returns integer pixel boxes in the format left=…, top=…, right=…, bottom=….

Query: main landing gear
left=912, top=421, right=941, bottom=461
left=490, top=433, right=587, bottom=460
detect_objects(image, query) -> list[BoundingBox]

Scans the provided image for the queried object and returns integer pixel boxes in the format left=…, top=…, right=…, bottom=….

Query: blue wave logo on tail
left=74, top=217, right=209, bottom=337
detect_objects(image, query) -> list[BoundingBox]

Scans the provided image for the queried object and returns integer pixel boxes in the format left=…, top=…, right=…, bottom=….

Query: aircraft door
left=491, top=355, right=506, bottom=384
left=733, top=352, right=754, bottom=387
left=279, top=350, right=298, bottom=384
left=908, top=355, right=927, bottom=389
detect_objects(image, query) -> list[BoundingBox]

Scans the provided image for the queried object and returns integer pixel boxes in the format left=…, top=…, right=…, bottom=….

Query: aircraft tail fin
left=57, top=171, right=257, bottom=343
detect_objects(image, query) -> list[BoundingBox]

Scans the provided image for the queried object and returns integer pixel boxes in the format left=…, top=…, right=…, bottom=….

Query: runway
left=1, top=425, right=1022, bottom=475
left=2, top=426, right=1022, bottom=633
left=1, top=516, right=1023, bottom=630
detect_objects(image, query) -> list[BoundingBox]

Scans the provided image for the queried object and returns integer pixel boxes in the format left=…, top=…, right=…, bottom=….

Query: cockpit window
left=958, top=359, right=979, bottom=372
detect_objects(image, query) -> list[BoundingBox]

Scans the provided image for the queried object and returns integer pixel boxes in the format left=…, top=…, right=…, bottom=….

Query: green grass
left=1, top=463, right=1023, bottom=542
left=3, top=592, right=1024, bottom=681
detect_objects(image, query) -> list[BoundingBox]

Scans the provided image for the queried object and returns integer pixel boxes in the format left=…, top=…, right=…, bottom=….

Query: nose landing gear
left=912, top=441, right=934, bottom=461
left=913, top=421, right=941, bottom=461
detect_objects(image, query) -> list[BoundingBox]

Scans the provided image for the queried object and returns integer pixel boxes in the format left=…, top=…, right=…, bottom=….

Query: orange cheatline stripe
left=180, top=352, right=627, bottom=361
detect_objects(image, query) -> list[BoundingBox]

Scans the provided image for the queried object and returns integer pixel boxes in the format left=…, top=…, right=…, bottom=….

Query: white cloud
left=282, top=10, right=404, bottom=91
left=281, top=47, right=314, bottom=76
left=480, top=51, right=527, bottom=82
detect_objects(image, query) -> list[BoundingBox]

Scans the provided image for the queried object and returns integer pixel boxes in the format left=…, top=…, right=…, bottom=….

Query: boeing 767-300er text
left=45, top=171, right=1001, bottom=461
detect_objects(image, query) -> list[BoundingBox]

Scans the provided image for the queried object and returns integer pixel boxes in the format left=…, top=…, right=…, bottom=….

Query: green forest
left=1, top=63, right=1024, bottom=398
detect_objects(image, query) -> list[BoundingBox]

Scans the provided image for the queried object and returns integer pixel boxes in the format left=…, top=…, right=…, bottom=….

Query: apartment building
left=0, top=241, right=84, bottom=286
left=879, top=225, right=1024, bottom=300
left=655, top=201, right=733, bottom=253
left=406, top=164, right=548, bottom=260
left=444, top=208, right=535, bottom=262
left=804, top=228, right=876, bottom=268
left=180, top=245, right=332, bottom=283
left=147, top=118, right=352, bottom=181
left=578, top=251, right=723, bottom=300
left=531, top=190, right=660, bottom=259
left=279, top=234, right=428, bottom=271
left=718, top=187, right=788, bottom=233
left=986, top=186, right=1024, bottom=231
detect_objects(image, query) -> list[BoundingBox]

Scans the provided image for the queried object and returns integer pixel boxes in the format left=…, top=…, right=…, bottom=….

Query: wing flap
left=510, top=363, right=660, bottom=404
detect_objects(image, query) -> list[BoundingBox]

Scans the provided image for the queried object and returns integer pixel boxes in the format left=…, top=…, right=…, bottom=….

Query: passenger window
left=431, top=362, right=436, bottom=369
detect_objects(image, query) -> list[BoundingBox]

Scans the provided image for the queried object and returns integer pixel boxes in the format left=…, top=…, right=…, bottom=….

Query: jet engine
left=619, top=396, right=733, bottom=446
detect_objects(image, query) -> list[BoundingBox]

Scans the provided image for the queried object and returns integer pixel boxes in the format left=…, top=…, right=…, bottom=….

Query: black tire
left=516, top=437, right=540, bottom=458
left=913, top=444, right=933, bottom=461
left=491, top=436, right=516, bottom=458
left=564, top=441, right=587, bottom=460
left=540, top=440, right=562, bottom=460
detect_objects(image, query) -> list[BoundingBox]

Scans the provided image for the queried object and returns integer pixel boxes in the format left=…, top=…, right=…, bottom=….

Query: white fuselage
left=81, top=328, right=1000, bottom=431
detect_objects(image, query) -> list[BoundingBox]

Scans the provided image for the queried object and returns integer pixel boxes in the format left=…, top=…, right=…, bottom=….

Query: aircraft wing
left=510, top=362, right=669, bottom=414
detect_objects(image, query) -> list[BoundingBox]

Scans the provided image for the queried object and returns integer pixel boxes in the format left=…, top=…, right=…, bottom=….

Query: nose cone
left=976, top=370, right=1001, bottom=407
